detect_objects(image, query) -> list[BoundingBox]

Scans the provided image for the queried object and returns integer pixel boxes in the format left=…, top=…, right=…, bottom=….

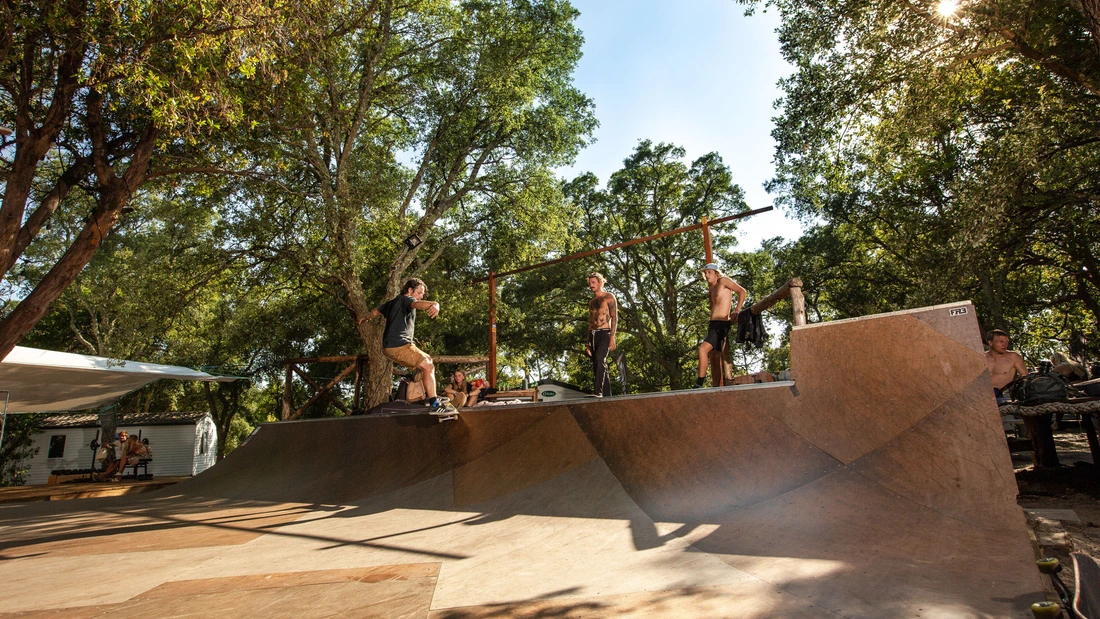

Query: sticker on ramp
left=949, top=307, right=968, bottom=316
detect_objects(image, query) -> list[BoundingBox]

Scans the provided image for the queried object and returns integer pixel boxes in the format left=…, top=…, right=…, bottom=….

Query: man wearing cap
left=694, top=263, right=747, bottom=389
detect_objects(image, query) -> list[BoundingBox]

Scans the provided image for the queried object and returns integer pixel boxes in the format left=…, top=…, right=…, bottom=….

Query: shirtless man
left=693, top=263, right=747, bottom=389
left=585, top=272, right=617, bottom=397
left=360, top=278, right=454, bottom=412
left=986, top=329, right=1028, bottom=402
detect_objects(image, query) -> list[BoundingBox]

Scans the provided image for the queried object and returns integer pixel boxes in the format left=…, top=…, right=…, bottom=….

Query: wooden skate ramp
left=0, top=302, right=1043, bottom=618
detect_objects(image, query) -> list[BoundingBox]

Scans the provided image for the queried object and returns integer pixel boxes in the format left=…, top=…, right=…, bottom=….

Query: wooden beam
left=751, top=277, right=804, bottom=315
left=289, top=362, right=357, bottom=419
left=286, top=355, right=359, bottom=364
left=433, top=355, right=490, bottom=364
left=472, top=207, right=773, bottom=283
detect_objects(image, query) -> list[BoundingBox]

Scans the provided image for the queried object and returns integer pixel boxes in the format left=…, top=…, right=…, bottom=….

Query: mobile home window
left=200, top=430, right=209, bottom=455
left=48, top=435, right=66, bottom=458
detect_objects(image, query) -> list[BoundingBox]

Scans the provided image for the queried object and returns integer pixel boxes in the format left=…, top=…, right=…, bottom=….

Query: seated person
left=400, top=372, right=428, bottom=403
left=1050, top=352, right=1091, bottom=429
left=1051, top=351, right=1089, bottom=382
left=92, top=435, right=122, bottom=481
left=986, top=329, right=1027, bottom=403
left=98, top=432, right=151, bottom=481
left=443, top=370, right=483, bottom=408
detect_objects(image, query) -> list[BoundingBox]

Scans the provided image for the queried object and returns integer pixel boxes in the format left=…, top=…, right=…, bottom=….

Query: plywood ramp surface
left=0, top=302, right=1042, bottom=617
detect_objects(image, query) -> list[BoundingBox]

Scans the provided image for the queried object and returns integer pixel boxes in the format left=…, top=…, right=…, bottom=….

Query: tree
left=239, top=0, right=596, bottom=406
left=0, top=0, right=289, bottom=358
left=738, top=0, right=1100, bottom=354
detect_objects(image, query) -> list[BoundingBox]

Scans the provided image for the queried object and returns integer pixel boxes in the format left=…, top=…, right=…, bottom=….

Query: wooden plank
left=286, top=355, right=359, bottom=364
left=289, top=363, right=356, bottom=419
left=751, top=277, right=803, bottom=315
left=473, top=207, right=774, bottom=282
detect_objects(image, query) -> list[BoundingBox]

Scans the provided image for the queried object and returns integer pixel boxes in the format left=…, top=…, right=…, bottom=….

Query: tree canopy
left=739, top=0, right=1100, bottom=361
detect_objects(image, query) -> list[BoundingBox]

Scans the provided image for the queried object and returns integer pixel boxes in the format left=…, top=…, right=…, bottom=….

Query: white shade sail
left=0, top=346, right=240, bottom=413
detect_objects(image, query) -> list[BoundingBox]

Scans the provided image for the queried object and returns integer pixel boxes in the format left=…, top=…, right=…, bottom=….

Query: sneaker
left=691, top=384, right=703, bottom=389
left=428, top=397, right=453, bottom=413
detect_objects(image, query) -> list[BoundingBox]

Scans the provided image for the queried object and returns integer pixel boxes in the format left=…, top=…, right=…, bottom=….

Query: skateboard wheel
left=1036, top=557, right=1062, bottom=574
left=1030, top=601, right=1063, bottom=618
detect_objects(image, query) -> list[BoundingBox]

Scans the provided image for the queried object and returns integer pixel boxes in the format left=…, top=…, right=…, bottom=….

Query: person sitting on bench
left=444, top=370, right=483, bottom=408
left=96, top=432, right=151, bottom=481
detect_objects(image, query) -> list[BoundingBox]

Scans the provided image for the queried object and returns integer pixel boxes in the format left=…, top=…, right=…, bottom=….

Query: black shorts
left=703, top=320, right=732, bottom=349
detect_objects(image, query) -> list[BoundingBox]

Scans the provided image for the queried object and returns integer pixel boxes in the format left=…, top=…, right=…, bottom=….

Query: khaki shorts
left=383, top=343, right=429, bottom=370
left=450, top=391, right=468, bottom=408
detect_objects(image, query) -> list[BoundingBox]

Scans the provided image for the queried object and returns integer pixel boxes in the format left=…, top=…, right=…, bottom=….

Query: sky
left=559, top=0, right=804, bottom=252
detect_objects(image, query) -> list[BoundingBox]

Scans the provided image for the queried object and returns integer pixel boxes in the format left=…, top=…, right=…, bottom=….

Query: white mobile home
left=25, top=411, right=218, bottom=485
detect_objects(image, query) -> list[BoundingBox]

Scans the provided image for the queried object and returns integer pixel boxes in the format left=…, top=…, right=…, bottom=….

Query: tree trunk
left=1079, top=0, right=1100, bottom=57
left=204, top=381, right=241, bottom=460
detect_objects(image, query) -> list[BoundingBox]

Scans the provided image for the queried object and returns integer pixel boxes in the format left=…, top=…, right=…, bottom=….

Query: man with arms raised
left=361, top=278, right=454, bottom=412
left=585, top=272, right=617, bottom=397
left=986, top=329, right=1028, bottom=403
left=693, top=263, right=747, bottom=389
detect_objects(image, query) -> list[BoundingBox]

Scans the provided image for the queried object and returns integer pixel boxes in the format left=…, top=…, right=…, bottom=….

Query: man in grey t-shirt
left=361, top=278, right=452, bottom=411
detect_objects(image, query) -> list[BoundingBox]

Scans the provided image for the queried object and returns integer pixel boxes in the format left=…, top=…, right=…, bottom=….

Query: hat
left=702, top=263, right=720, bottom=271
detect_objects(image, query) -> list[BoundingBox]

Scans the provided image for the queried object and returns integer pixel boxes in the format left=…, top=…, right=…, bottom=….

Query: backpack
left=1012, top=372, right=1071, bottom=405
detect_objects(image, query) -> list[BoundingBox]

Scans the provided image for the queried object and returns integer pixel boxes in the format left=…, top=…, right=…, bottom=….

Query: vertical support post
left=353, top=354, right=364, bottom=414
left=281, top=364, right=294, bottom=420
left=489, top=270, right=498, bottom=388
left=1081, top=413, right=1100, bottom=474
left=790, top=283, right=807, bottom=327
left=712, top=340, right=730, bottom=388
left=701, top=215, right=713, bottom=263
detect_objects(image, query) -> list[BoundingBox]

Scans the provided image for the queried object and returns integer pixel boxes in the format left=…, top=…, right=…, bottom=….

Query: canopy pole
left=0, top=390, right=9, bottom=453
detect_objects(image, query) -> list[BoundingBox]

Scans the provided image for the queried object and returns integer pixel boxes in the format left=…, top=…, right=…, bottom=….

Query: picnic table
left=1000, top=397, right=1100, bottom=468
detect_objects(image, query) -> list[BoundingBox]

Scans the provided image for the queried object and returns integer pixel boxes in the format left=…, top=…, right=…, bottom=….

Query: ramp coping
left=793, top=300, right=972, bottom=331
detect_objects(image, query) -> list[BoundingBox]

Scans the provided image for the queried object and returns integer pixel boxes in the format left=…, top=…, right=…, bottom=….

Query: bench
left=122, top=438, right=153, bottom=480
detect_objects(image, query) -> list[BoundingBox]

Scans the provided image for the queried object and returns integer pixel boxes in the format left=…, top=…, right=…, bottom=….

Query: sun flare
left=936, top=0, right=961, bottom=17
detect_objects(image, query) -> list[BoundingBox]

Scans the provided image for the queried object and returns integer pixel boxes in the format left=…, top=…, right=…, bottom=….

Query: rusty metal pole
left=489, top=271, right=498, bottom=388
left=701, top=215, right=714, bottom=263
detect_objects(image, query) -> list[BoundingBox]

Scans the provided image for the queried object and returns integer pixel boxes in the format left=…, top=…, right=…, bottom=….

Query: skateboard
left=430, top=408, right=460, bottom=422
left=429, top=397, right=459, bottom=422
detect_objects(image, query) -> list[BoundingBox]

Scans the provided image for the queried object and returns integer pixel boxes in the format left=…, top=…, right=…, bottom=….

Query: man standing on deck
left=360, top=278, right=454, bottom=412
left=585, top=272, right=617, bottom=397
left=693, top=263, right=747, bottom=389
left=986, top=329, right=1028, bottom=403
